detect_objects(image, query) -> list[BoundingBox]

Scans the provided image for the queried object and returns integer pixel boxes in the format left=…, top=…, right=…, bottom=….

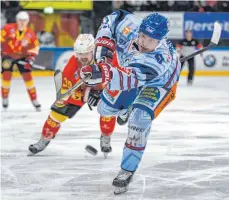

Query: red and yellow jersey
left=59, top=55, right=85, bottom=106
left=1, top=23, right=40, bottom=59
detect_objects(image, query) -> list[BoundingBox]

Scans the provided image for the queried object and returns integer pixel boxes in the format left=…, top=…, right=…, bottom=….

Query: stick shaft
left=180, top=42, right=216, bottom=62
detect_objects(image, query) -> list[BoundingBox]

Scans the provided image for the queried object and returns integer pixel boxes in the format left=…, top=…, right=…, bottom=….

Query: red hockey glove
left=80, top=63, right=112, bottom=86
left=94, top=36, right=116, bottom=64
left=25, top=55, right=35, bottom=70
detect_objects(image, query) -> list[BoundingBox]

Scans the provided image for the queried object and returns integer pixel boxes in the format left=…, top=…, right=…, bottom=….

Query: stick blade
left=211, top=22, right=222, bottom=45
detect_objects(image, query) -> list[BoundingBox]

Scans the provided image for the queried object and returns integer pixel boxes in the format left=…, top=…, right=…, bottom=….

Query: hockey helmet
left=74, top=34, right=95, bottom=54
left=139, top=13, right=169, bottom=40
left=16, top=11, right=29, bottom=21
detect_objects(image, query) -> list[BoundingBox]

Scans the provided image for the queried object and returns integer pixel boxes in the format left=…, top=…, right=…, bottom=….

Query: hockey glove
left=88, top=90, right=101, bottom=107
left=25, top=55, right=35, bottom=70
left=94, top=36, right=116, bottom=64
left=80, top=63, right=112, bottom=87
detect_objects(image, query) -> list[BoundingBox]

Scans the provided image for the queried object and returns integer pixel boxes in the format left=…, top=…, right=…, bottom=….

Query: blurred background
left=1, top=0, right=229, bottom=74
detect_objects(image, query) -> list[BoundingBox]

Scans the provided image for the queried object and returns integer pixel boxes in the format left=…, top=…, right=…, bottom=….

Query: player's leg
left=101, top=87, right=138, bottom=126
left=28, top=101, right=81, bottom=155
left=113, top=108, right=152, bottom=194
left=187, top=58, right=195, bottom=85
left=113, top=83, right=178, bottom=194
left=17, top=60, right=41, bottom=111
left=97, top=88, right=138, bottom=157
left=1, top=58, right=14, bottom=109
left=99, top=116, right=116, bottom=155
left=97, top=99, right=121, bottom=156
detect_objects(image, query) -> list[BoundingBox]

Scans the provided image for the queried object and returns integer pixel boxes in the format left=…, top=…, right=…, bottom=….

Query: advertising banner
left=20, top=1, right=93, bottom=10
left=184, top=13, right=229, bottom=39
left=35, top=47, right=73, bottom=70
left=134, top=11, right=184, bottom=39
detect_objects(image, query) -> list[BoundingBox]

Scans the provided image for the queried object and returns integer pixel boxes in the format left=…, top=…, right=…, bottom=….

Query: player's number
left=101, top=116, right=112, bottom=122
left=63, top=77, right=72, bottom=89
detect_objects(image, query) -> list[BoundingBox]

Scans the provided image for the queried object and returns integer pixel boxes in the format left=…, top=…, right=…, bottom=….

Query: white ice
left=1, top=76, right=229, bottom=200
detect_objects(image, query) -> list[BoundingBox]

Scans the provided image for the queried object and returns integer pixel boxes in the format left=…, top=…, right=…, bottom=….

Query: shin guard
left=21, top=72, right=37, bottom=101
left=1, top=71, right=12, bottom=99
left=121, top=108, right=152, bottom=172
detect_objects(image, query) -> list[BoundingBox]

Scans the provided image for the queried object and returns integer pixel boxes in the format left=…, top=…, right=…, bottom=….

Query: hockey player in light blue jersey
left=80, top=10, right=181, bottom=194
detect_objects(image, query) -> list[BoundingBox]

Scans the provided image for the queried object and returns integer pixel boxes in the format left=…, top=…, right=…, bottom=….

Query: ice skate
left=2, top=98, right=9, bottom=109
left=100, top=135, right=112, bottom=159
left=32, top=99, right=41, bottom=111
left=28, top=136, right=50, bottom=156
left=187, top=79, right=193, bottom=86
left=112, top=169, right=134, bottom=195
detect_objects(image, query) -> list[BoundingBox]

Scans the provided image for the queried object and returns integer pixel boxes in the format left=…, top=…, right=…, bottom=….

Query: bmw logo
left=204, top=55, right=216, bottom=67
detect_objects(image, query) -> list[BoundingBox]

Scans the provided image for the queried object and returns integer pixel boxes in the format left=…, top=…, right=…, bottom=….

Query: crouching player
left=79, top=11, right=181, bottom=194
left=28, top=34, right=116, bottom=156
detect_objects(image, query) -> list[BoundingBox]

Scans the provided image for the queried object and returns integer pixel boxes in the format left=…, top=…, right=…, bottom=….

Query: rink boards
left=7, top=47, right=229, bottom=77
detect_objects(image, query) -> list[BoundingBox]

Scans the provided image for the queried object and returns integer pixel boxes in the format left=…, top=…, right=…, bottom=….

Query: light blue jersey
left=96, top=10, right=181, bottom=90
left=97, top=11, right=182, bottom=175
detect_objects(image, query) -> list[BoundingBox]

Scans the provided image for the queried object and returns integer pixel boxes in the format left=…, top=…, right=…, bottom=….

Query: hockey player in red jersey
left=1, top=11, right=41, bottom=110
left=28, top=34, right=116, bottom=156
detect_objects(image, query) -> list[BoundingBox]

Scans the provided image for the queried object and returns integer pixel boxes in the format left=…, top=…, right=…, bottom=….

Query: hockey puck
left=85, top=145, right=98, bottom=156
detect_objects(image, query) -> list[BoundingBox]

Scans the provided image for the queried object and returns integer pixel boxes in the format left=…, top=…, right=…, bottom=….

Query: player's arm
left=1, top=25, right=10, bottom=54
left=80, top=61, right=158, bottom=91
left=108, top=62, right=159, bottom=90
left=94, top=10, right=130, bottom=64
left=27, top=32, right=40, bottom=57
left=176, top=40, right=183, bottom=57
left=24, top=31, right=40, bottom=69
left=195, top=39, right=203, bottom=49
left=0, top=26, right=7, bottom=43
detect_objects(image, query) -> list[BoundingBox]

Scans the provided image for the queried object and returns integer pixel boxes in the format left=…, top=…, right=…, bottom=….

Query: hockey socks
left=1, top=71, right=12, bottom=99
left=100, top=116, right=116, bottom=136
left=21, top=72, right=38, bottom=102
left=42, top=111, right=68, bottom=139
left=121, top=108, right=152, bottom=171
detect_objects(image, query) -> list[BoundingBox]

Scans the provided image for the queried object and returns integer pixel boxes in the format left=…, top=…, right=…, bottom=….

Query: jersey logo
left=155, top=54, right=164, bottom=64
left=123, top=27, right=131, bottom=35
left=21, top=39, right=29, bottom=47
left=191, top=41, right=196, bottom=45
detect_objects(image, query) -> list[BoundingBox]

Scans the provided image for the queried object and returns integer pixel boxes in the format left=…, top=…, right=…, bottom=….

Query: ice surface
left=1, top=76, right=229, bottom=200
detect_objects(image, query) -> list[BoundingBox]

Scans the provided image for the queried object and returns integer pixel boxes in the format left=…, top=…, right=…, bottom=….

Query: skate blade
left=27, top=151, right=36, bottom=156
left=114, top=186, right=128, bottom=195
left=2, top=107, right=8, bottom=111
left=103, top=152, right=108, bottom=159
left=35, top=107, right=41, bottom=112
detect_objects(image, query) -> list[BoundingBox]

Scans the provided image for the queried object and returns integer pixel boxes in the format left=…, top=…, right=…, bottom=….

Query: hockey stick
left=17, top=60, right=47, bottom=70
left=54, top=69, right=62, bottom=100
left=57, top=76, right=91, bottom=101
left=180, top=22, right=222, bottom=62
left=58, top=22, right=222, bottom=101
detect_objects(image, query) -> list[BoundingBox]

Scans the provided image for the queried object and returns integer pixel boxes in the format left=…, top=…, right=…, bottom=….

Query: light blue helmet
left=139, top=13, right=170, bottom=40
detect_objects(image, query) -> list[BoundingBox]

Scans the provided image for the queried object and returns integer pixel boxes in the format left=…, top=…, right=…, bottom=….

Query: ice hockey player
left=1, top=11, right=41, bottom=111
left=28, top=34, right=116, bottom=157
left=79, top=10, right=181, bottom=194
